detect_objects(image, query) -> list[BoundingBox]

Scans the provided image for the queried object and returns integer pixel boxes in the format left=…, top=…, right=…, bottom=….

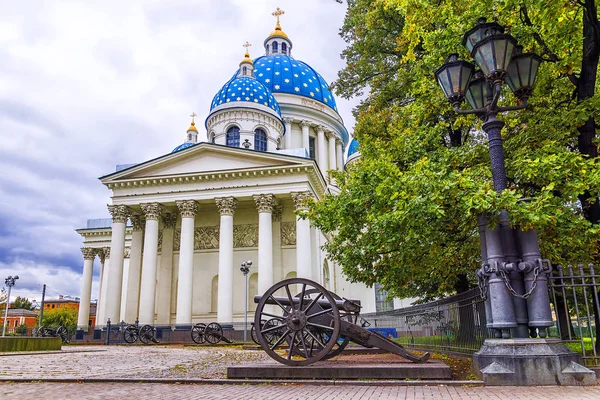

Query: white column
left=291, top=192, right=313, bottom=279
left=254, top=194, right=276, bottom=295
left=300, top=120, right=310, bottom=154
left=120, top=250, right=131, bottom=321
left=175, top=200, right=198, bottom=325
left=156, top=213, right=176, bottom=324
left=283, top=118, right=293, bottom=149
left=138, top=203, right=163, bottom=324
left=77, top=248, right=95, bottom=330
left=317, top=125, right=327, bottom=174
left=105, top=205, right=129, bottom=324
left=215, top=197, right=237, bottom=324
left=96, top=247, right=109, bottom=325
left=272, top=206, right=283, bottom=284
left=336, top=140, right=344, bottom=170
left=327, top=131, right=336, bottom=181
left=123, top=216, right=143, bottom=323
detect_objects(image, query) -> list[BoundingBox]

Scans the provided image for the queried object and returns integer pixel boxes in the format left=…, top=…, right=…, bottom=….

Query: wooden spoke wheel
left=204, top=322, right=223, bottom=344
left=250, top=323, right=259, bottom=345
left=139, top=325, right=155, bottom=344
left=56, top=326, right=70, bottom=344
left=191, top=323, right=207, bottom=344
left=123, top=325, right=139, bottom=344
left=254, top=278, right=341, bottom=366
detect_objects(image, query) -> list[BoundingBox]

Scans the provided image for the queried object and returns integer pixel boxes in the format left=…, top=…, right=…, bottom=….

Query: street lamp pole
left=240, top=260, right=252, bottom=343
left=2, top=275, right=19, bottom=337
left=435, top=18, right=552, bottom=340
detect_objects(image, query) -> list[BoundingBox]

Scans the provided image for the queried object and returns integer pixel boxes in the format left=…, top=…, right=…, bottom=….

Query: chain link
left=499, top=264, right=540, bottom=299
left=478, top=265, right=489, bottom=300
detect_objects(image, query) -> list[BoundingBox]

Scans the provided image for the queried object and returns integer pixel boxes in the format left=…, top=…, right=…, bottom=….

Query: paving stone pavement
left=1, top=382, right=600, bottom=399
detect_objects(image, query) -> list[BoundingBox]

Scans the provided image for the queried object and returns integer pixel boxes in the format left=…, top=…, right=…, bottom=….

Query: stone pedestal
left=472, top=338, right=596, bottom=386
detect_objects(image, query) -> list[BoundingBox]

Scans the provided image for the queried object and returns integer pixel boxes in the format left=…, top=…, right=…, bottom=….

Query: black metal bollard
left=105, top=318, right=111, bottom=345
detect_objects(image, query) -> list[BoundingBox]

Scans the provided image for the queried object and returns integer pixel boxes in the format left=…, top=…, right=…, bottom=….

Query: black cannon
left=191, top=322, right=233, bottom=344
left=34, top=325, right=70, bottom=343
left=123, top=324, right=159, bottom=344
left=253, top=278, right=430, bottom=366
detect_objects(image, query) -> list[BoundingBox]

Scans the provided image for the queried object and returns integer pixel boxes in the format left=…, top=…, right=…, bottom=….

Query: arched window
left=242, top=66, right=247, bottom=76
left=188, top=134, right=192, bottom=141
left=266, top=44, right=270, bottom=55
left=281, top=42, right=287, bottom=55
left=254, top=128, right=267, bottom=151
left=272, top=41, right=278, bottom=53
left=226, top=126, right=240, bottom=147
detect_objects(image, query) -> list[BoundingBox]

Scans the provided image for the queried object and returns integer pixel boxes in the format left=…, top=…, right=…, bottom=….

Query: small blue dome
left=210, top=76, right=281, bottom=116
left=347, top=138, right=359, bottom=157
left=252, top=55, right=338, bottom=112
left=172, top=142, right=196, bottom=153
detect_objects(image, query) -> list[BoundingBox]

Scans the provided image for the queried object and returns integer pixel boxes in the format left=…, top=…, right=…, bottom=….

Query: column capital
left=336, top=139, right=344, bottom=147
left=300, top=120, right=312, bottom=129
left=283, top=117, right=294, bottom=125
left=162, top=213, right=178, bottom=229
left=291, top=192, right=313, bottom=211
left=140, top=203, right=164, bottom=220
left=107, top=205, right=130, bottom=224
left=176, top=200, right=198, bottom=218
left=130, top=215, right=144, bottom=231
left=325, top=130, right=336, bottom=140
left=315, top=125, right=326, bottom=133
left=253, top=194, right=277, bottom=213
left=81, top=247, right=96, bottom=261
left=273, top=205, right=283, bottom=222
left=101, top=246, right=111, bottom=261
left=215, top=197, right=238, bottom=216
left=124, top=247, right=131, bottom=259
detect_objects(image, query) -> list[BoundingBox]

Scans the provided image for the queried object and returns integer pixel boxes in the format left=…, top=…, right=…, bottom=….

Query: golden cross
left=190, top=112, right=197, bottom=121
left=243, top=41, right=251, bottom=56
left=272, top=7, right=285, bottom=26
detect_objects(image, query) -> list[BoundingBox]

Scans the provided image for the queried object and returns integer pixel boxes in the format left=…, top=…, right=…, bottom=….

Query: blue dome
left=172, top=142, right=196, bottom=153
left=252, top=55, right=338, bottom=112
left=347, top=138, right=359, bottom=157
left=210, top=76, right=281, bottom=116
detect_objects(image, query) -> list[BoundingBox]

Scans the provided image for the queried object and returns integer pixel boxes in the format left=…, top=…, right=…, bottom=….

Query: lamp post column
left=215, top=197, right=237, bottom=326
left=77, top=248, right=96, bottom=330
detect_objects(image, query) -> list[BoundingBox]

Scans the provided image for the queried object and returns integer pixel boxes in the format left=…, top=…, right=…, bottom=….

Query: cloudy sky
left=0, top=1, right=358, bottom=304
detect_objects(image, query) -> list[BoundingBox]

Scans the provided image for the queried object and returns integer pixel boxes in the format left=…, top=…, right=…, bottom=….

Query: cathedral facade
left=75, top=10, right=377, bottom=329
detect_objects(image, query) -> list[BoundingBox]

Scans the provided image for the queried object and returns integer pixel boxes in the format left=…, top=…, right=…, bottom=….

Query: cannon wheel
left=191, top=323, right=207, bottom=344
left=56, top=326, right=70, bottom=344
left=123, top=325, right=139, bottom=343
left=292, top=289, right=350, bottom=360
left=139, top=325, right=154, bottom=344
left=250, top=323, right=259, bottom=345
left=204, top=322, right=223, bottom=344
left=254, top=278, right=341, bottom=366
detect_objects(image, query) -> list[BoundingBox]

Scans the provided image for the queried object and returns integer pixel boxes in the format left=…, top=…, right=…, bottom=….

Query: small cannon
left=34, top=325, right=70, bottom=344
left=254, top=278, right=430, bottom=366
left=191, top=322, right=233, bottom=344
left=123, top=324, right=159, bottom=344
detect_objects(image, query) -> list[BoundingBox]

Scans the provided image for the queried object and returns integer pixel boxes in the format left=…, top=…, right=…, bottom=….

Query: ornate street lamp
left=2, top=275, right=19, bottom=337
left=240, top=260, right=252, bottom=342
left=435, top=18, right=552, bottom=341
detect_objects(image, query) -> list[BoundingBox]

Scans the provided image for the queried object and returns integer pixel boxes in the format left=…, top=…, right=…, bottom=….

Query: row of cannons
left=108, top=278, right=427, bottom=366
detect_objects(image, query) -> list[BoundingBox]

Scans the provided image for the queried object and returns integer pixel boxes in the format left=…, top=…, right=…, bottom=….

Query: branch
left=520, top=4, right=579, bottom=86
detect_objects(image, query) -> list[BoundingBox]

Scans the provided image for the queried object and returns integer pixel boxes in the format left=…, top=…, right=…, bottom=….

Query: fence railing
left=549, top=264, right=600, bottom=367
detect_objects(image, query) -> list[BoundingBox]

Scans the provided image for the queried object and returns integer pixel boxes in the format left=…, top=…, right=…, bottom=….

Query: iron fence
left=549, top=264, right=600, bottom=367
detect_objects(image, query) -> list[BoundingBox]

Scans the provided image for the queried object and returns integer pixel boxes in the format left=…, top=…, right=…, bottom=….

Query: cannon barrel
left=254, top=295, right=361, bottom=313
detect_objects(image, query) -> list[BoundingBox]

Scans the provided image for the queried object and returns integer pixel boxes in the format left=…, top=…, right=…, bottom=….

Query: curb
left=0, top=377, right=484, bottom=386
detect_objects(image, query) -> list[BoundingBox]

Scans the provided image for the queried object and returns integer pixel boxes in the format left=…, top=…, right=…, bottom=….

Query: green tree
left=0, top=288, right=6, bottom=312
left=42, top=307, right=78, bottom=327
left=12, top=296, right=35, bottom=311
left=309, top=0, right=600, bottom=302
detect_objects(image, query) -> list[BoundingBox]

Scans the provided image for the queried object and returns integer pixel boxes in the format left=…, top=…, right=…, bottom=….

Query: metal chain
left=477, top=266, right=490, bottom=300
left=499, top=264, right=540, bottom=299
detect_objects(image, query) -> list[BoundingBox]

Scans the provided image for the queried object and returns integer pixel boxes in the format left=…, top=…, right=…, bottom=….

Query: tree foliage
left=42, top=307, right=78, bottom=327
left=12, top=296, right=35, bottom=311
left=310, top=0, right=600, bottom=301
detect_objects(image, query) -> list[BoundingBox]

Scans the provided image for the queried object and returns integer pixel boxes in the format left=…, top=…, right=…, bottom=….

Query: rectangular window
left=309, top=137, right=316, bottom=160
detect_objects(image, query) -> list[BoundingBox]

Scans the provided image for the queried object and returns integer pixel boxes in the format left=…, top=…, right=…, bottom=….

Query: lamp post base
left=472, top=338, right=596, bottom=385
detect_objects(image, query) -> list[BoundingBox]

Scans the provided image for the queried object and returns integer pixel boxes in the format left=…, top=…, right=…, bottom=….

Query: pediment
left=102, top=143, right=311, bottom=182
